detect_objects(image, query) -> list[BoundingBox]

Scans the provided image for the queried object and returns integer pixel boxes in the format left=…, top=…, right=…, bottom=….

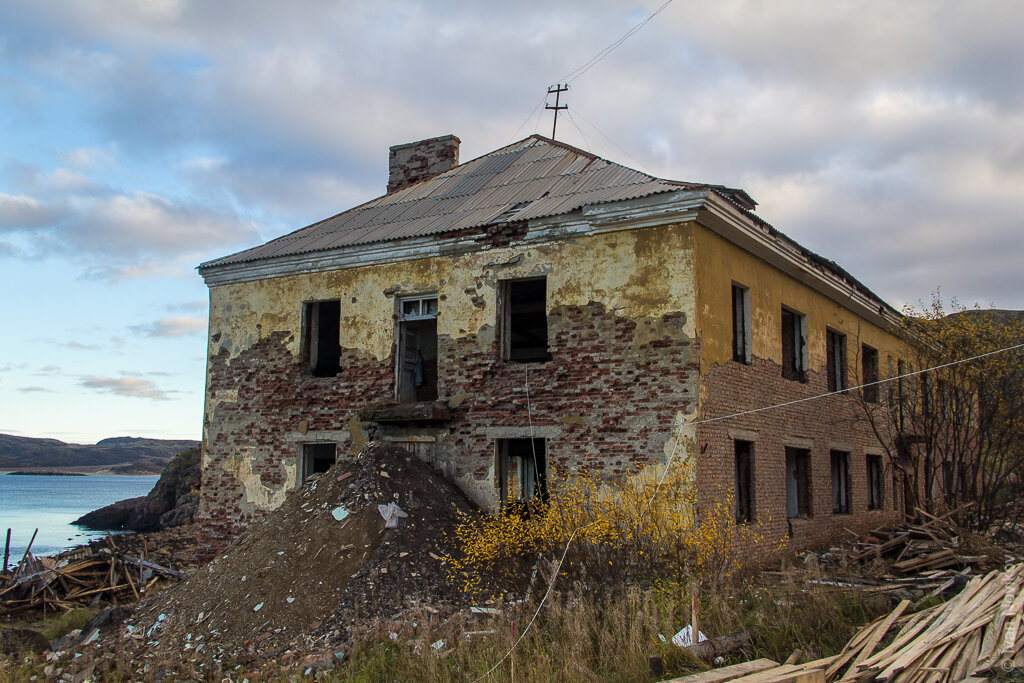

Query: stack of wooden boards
left=0, top=537, right=179, bottom=616
left=826, top=562, right=1023, bottom=680
left=664, top=563, right=1023, bottom=683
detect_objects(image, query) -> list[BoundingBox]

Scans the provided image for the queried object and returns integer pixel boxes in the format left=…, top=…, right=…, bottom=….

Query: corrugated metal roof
left=201, top=135, right=743, bottom=270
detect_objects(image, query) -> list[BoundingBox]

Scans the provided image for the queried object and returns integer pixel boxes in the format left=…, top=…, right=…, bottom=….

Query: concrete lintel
left=727, top=428, right=759, bottom=442
left=783, top=436, right=814, bottom=450
left=483, top=426, right=561, bottom=440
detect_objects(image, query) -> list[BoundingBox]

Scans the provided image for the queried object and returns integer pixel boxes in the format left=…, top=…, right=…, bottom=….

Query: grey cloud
left=66, top=341, right=99, bottom=350
left=79, top=374, right=170, bottom=400
left=132, top=315, right=206, bottom=337
left=19, top=386, right=54, bottom=393
left=0, top=193, right=66, bottom=230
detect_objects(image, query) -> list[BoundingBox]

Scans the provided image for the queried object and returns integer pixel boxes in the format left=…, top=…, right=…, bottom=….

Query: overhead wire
left=474, top=339, right=1024, bottom=678
left=559, top=0, right=676, bottom=85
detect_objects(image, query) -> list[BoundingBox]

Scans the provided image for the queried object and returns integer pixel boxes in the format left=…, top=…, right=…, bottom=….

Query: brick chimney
left=387, top=134, right=460, bottom=193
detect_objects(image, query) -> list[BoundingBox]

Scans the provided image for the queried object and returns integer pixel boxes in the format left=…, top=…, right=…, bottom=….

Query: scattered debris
left=0, top=534, right=179, bottom=616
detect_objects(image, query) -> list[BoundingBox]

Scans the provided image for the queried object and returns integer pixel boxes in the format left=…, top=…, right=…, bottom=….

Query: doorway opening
left=397, top=296, right=438, bottom=403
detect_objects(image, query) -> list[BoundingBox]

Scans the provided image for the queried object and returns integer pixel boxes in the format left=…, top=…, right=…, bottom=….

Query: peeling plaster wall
left=199, top=224, right=701, bottom=546
left=691, top=224, right=917, bottom=551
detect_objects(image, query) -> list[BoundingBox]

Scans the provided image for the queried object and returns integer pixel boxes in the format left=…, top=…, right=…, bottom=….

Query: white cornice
left=198, top=188, right=904, bottom=337
left=697, top=194, right=903, bottom=333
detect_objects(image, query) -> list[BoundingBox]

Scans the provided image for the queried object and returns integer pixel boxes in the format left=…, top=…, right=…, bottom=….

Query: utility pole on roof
left=545, top=84, right=568, bottom=140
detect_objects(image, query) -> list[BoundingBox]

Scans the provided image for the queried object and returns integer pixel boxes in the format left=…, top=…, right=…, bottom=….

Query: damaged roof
left=200, top=135, right=755, bottom=270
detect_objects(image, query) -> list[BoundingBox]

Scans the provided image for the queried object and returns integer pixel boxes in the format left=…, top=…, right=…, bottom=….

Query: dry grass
left=336, top=574, right=888, bottom=682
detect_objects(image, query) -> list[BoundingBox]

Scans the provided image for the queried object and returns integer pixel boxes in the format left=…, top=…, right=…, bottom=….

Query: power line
left=475, top=339, right=1024, bottom=677
left=560, top=0, right=675, bottom=85
left=569, top=106, right=653, bottom=174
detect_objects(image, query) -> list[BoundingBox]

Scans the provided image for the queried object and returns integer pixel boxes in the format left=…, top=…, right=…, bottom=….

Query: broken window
left=785, top=447, right=811, bottom=517
left=501, top=278, right=551, bottom=363
left=781, top=307, right=807, bottom=381
left=497, top=438, right=548, bottom=514
left=304, top=300, right=341, bottom=377
left=732, top=284, right=751, bottom=364
left=831, top=450, right=851, bottom=514
left=867, top=454, right=883, bottom=510
left=826, top=329, right=847, bottom=392
left=396, top=296, right=438, bottom=403
left=734, top=440, right=753, bottom=523
left=861, top=345, right=879, bottom=403
left=302, top=442, right=336, bottom=479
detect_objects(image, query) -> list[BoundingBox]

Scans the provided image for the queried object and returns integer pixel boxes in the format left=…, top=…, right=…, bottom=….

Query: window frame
left=731, top=283, right=752, bottom=364
left=499, top=277, right=552, bottom=363
left=734, top=440, right=754, bottom=523
left=781, top=307, right=808, bottom=382
left=831, top=450, right=851, bottom=514
left=303, top=299, right=341, bottom=378
left=866, top=453, right=883, bottom=510
left=861, top=344, right=879, bottom=403
left=826, top=328, right=847, bottom=392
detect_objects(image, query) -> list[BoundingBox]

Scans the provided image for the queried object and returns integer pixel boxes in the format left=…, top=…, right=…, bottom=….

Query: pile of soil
left=112, top=442, right=492, bottom=674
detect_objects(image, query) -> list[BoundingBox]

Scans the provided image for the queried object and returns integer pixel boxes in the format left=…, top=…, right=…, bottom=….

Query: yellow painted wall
left=691, top=224, right=911, bottom=381
left=206, top=224, right=698, bottom=364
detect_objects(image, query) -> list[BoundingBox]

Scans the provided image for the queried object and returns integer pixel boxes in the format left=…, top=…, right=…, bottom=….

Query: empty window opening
left=826, top=329, right=847, bottom=392
left=897, top=359, right=909, bottom=430
left=734, top=440, right=754, bottom=523
left=785, top=447, right=811, bottom=517
left=781, top=308, right=807, bottom=381
left=497, top=438, right=548, bottom=514
left=502, top=278, right=551, bottom=362
left=302, top=442, right=336, bottom=479
left=732, top=284, right=752, bottom=364
left=867, top=454, right=883, bottom=510
left=862, top=345, right=879, bottom=403
left=831, top=450, right=851, bottom=514
left=396, top=296, right=438, bottom=403
left=305, top=300, right=341, bottom=377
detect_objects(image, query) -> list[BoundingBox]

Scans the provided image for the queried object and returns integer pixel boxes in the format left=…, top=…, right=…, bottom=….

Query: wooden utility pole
left=545, top=84, right=568, bottom=140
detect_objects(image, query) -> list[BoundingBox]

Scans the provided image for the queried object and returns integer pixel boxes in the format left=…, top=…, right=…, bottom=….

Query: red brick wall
left=199, top=302, right=699, bottom=551
left=697, top=357, right=908, bottom=552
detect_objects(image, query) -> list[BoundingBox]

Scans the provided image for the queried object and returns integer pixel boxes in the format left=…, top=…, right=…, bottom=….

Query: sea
left=0, top=474, right=159, bottom=564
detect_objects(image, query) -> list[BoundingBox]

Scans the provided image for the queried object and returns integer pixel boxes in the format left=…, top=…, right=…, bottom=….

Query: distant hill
left=0, top=434, right=200, bottom=473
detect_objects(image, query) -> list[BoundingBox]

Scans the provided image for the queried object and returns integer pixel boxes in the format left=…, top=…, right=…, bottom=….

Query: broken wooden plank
left=659, top=659, right=779, bottom=683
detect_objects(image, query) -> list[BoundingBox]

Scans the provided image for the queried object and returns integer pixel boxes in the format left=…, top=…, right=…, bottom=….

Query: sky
left=1, top=1, right=1022, bottom=444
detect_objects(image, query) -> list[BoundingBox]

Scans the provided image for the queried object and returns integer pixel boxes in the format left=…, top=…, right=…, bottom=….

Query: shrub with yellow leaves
left=446, top=460, right=781, bottom=595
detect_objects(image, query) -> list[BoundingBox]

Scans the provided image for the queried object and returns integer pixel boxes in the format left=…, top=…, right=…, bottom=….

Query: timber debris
left=0, top=534, right=179, bottom=616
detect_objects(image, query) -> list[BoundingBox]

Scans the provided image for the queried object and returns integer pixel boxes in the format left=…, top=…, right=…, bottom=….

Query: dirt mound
left=119, top=442, right=488, bottom=672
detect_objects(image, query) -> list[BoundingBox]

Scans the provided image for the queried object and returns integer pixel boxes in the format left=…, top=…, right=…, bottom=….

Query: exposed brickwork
left=200, top=302, right=698, bottom=551
left=697, top=356, right=912, bottom=552
left=387, top=135, right=460, bottom=193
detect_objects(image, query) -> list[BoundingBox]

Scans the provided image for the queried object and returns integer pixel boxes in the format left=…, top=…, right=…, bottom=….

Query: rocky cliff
left=73, top=448, right=200, bottom=532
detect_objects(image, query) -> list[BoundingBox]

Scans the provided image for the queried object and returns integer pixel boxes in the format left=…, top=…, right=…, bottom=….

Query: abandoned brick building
left=197, top=134, right=917, bottom=550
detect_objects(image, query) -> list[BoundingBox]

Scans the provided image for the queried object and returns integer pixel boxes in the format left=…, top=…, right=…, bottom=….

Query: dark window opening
left=735, top=440, right=753, bottom=523
left=831, top=450, right=851, bottom=514
left=305, top=300, right=341, bottom=377
left=732, top=284, right=751, bottom=364
left=503, top=278, right=551, bottom=362
left=826, top=329, right=847, bottom=392
left=397, top=297, right=438, bottom=403
left=303, top=442, right=336, bottom=479
left=785, top=447, right=812, bottom=517
left=497, top=438, right=548, bottom=515
left=862, top=345, right=879, bottom=403
left=897, top=359, right=909, bottom=430
left=867, top=454, right=883, bottom=510
left=781, top=308, right=807, bottom=381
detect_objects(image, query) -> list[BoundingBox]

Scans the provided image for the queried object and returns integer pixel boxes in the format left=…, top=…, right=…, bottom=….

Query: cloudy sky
left=1, top=1, right=1021, bottom=444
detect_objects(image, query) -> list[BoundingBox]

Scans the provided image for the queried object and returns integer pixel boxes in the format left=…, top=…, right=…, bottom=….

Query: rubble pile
left=110, top=442, right=490, bottom=674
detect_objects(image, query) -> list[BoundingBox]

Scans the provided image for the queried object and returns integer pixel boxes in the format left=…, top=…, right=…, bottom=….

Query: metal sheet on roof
left=201, top=136, right=711, bottom=269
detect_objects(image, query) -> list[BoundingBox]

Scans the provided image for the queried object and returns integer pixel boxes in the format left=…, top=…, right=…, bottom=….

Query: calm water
left=0, top=474, right=158, bottom=563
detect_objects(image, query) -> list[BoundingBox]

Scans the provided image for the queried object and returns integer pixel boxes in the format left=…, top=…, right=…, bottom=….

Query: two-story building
left=197, top=134, right=917, bottom=550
